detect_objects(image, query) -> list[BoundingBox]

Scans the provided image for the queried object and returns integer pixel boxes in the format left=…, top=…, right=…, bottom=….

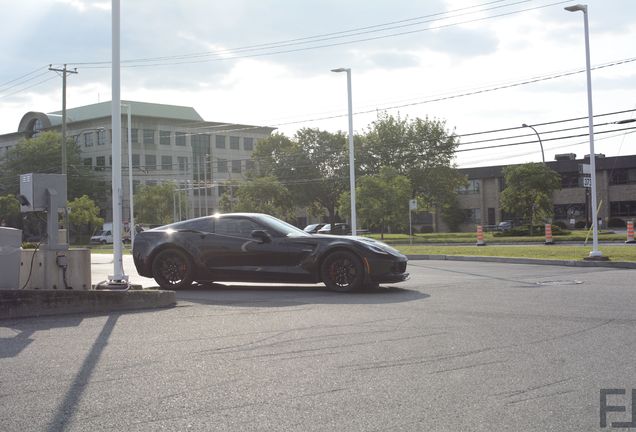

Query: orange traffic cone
left=626, top=221, right=635, bottom=244
left=545, top=224, right=554, bottom=245
left=476, top=225, right=486, bottom=246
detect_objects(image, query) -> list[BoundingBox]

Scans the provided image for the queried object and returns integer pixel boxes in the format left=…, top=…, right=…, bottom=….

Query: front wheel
left=321, top=251, right=365, bottom=292
left=152, top=248, right=194, bottom=290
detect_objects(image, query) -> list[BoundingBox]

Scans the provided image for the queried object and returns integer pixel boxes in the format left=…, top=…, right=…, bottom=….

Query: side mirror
left=251, top=230, right=271, bottom=244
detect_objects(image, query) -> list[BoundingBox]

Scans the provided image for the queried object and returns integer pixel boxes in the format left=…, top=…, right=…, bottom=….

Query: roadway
left=1, top=261, right=635, bottom=431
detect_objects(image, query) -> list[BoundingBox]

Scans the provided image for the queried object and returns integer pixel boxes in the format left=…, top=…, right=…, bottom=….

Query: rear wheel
left=152, top=248, right=194, bottom=290
left=321, top=251, right=365, bottom=292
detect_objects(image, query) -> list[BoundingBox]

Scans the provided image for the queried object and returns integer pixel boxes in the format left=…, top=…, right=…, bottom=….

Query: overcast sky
left=1, top=0, right=635, bottom=167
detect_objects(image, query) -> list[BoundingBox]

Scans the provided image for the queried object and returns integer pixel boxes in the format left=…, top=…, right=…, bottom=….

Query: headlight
left=366, top=243, right=390, bottom=255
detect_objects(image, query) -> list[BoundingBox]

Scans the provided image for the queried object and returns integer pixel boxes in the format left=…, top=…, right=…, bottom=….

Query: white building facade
left=0, top=100, right=275, bottom=222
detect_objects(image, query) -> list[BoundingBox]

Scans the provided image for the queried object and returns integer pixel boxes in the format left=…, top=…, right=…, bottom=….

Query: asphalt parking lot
left=1, top=261, right=635, bottom=431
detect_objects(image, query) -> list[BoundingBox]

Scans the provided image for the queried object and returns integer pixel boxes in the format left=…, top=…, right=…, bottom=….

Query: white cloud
left=1, top=0, right=635, bottom=168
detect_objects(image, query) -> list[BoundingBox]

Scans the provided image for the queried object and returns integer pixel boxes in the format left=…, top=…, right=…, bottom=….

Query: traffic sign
left=409, top=199, right=417, bottom=210
left=583, top=176, right=592, bottom=188
left=578, top=164, right=591, bottom=174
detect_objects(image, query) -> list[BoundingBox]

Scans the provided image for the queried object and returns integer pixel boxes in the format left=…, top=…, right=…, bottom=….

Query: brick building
left=455, top=153, right=636, bottom=231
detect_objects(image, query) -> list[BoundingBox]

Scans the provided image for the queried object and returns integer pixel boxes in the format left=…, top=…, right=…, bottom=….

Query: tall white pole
left=331, top=67, right=357, bottom=235
left=346, top=69, right=357, bottom=235
left=565, top=4, right=602, bottom=258
left=125, top=104, right=134, bottom=244
left=110, top=0, right=127, bottom=284
left=204, top=154, right=209, bottom=216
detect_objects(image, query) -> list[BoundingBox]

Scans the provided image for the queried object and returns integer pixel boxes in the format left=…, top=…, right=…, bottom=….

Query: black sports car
left=132, top=213, right=409, bottom=291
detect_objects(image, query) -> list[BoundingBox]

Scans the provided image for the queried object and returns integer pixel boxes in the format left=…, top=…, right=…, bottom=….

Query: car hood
left=310, top=234, right=403, bottom=257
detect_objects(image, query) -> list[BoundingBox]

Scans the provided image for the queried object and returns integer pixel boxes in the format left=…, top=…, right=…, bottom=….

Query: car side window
left=214, top=217, right=262, bottom=237
left=181, top=219, right=214, bottom=232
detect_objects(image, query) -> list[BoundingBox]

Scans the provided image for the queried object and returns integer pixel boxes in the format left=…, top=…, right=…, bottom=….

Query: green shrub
left=607, top=218, right=626, bottom=228
left=493, top=224, right=569, bottom=237
left=553, top=221, right=567, bottom=229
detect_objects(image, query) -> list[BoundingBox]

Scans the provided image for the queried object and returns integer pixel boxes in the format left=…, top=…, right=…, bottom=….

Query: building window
left=458, top=179, right=480, bottom=194
left=175, top=132, right=186, bottom=146
left=161, top=155, right=173, bottom=170
left=83, top=157, right=92, bottom=167
left=84, top=133, right=94, bottom=147
left=160, top=130, right=171, bottom=145
left=230, top=136, right=240, bottom=150
left=216, top=135, right=226, bottom=149
left=177, top=156, right=188, bottom=174
left=97, top=129, right=107, bottom=145
left=610, top=201, right=636, bottom=217
left=96, top=156, right=106, bottom=171
left=192, top=134, right=210, bottom=154
left=143, top=129, right=155, bottom=145
left=217, top=159, right=227, bottom=173
left=245, top=160, right=256, bottom=172
left=231, top=160, right=242, bottom=173
left=464, top=208, right=481, bottom=224
left=132, top=154, right=140, bottom=169
left=554, top=204, right=585, bottom=220
left=146, top=180, right=157, bottom=187
left=133, top=180, right=141, bottom=193
left=610, top=168, right=636, bottom=185
left=560, top=172, right=579, bottom=188
left=144, top=154, right=157, bottom=171
left=131, top=128, right=139, bottom=144
left=243, top=137, right=254, bottom=151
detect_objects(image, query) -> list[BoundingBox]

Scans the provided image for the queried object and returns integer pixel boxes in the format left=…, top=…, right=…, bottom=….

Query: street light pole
left=565, top=3, right=603, bottom=259
left=122, top=103, right=134, bottom=244
left=521, top=123, right=546, bottom=164
left=331, top=67, right=357, bottom=235
left=103, top=0, right=129, bottom=288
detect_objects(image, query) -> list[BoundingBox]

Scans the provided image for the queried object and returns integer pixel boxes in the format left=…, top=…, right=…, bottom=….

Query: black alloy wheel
left=151, top=248, right=194, bottom=290
left=321, top=251, right=365, bottom=292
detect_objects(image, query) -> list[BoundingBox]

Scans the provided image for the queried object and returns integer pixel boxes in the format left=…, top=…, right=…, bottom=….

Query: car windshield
left=261, top=215, right=310, bottom=237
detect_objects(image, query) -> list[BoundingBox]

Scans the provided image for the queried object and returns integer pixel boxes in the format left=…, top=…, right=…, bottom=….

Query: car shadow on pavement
left=175, top=282, right=429, bottom=307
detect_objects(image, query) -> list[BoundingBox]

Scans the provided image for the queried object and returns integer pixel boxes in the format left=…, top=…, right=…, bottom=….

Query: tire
left=151, top=248, right=194, bottom=290
left=100, top=240, right=107, bottom=245
left=320, top=250, right=365, bottom=292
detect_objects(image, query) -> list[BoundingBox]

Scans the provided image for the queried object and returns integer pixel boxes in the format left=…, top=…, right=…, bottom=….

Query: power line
left=456, top=126, right=636, bottom=153
left=457, top=108, right=636, bottom=138
left=68, top=0, right=569, bottom=69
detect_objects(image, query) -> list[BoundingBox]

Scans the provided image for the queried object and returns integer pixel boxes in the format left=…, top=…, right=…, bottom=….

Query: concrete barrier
left=0, top=289, right=176, bottom=320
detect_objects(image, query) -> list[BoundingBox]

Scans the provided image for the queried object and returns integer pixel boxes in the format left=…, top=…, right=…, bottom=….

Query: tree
left=360, top=112, right=466, bottom=222
left=338, top=167, right=411, bottom=239
left=68, top=195, right=104, bottom=242
left=135, top=182, right=184, bottom=225
left=221, top=176, right=294, bottom=220
left=0, top=194, right=20, bottom=228
left=2, top=131, right=102, bottom=201
left=500, top=163, right=561, bottom=234
left=440, top=195, right=466, bottom=232
left=251, top=129, right=352, bottom=222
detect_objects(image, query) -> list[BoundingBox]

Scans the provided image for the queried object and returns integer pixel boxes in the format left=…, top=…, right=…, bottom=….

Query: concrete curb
left=407, top=254, right=636, bottom=269
left=0, top=289, right=176, bottom=320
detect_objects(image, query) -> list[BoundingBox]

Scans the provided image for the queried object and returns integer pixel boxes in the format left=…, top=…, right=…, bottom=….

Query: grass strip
left=396, top=244, right=636, bottom=262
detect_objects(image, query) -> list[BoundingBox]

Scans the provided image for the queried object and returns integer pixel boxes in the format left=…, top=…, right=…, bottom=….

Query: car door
left=199, top=216, right=292, bottom=281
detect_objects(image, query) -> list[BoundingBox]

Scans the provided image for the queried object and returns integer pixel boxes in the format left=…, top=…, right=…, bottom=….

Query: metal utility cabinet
left=0, top=227, right=22, bottom=290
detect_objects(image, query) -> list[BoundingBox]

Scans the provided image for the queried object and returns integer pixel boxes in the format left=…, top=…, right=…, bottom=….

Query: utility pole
left=48, top=64, right=78, bottom=175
